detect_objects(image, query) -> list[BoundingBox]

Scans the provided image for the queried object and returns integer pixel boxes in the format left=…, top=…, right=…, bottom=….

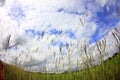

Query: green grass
left=3, top=52, right=120, bottom=80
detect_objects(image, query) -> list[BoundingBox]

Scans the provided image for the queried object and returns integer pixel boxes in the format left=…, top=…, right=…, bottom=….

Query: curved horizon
left=0, top=0, right=120, bottom=73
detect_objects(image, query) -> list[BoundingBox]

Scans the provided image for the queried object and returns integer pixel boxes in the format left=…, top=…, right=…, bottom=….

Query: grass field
left=3, top=51, right=120, bottom=80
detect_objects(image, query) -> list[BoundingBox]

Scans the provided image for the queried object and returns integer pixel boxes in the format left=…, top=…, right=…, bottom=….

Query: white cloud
left=0, top=0, right=119, bottom=73
left=96, top=0, right=107, bottom=7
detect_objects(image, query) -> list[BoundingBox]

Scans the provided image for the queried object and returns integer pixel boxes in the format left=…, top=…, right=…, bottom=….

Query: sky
left=0, top=0, right=120, bottom=73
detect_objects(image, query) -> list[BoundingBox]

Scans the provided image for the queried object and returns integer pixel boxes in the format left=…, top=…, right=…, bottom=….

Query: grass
left=3, top=63, right=36, bottom=80
left=2, top=22, right=120, bottom=80
left=3, top=51, right=120, bottom=80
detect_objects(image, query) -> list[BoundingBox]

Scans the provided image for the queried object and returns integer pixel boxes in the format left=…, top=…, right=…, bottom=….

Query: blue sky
left=4, top=0, right=119, bottom=47
left=90, top=3, right=120, bottom=43
left=1, top=0, right=118, bottom=47
left=0, top=0, right=120, bottom=73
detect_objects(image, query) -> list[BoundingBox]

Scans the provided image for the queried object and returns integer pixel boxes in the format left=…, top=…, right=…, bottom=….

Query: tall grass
left=3, top=63, right=36, bottom=80
left=2, top=23, right=120, bottom=80
left=3, top=51, right=120, bottom=80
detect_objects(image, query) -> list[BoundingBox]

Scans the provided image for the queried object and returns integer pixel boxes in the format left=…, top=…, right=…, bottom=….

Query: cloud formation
left=0, top=0, right=119, bottom=73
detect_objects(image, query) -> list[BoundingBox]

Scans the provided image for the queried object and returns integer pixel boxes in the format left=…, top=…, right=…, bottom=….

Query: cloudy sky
left=0, top=0, right=120, bottom=73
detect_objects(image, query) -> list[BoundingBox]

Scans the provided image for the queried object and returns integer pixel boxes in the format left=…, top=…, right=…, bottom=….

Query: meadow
left=2, top=27, right=120, bottom=80
left=3, top=50, right=120, bottom=80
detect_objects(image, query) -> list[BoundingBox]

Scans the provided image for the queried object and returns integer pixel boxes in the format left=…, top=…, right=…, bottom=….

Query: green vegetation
left=3, top=52, right=120, bottom=80
left=3, top=63, right=36, bottom=80
left=2, top=22, right=120, bottom=80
